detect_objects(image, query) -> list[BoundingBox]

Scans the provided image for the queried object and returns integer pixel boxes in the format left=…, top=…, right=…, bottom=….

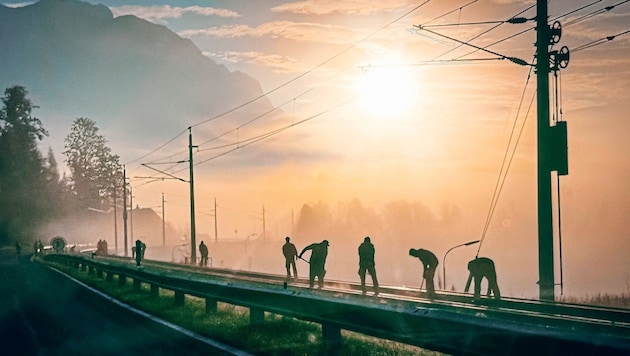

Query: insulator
left=507, top=17, right=528, bottom=24
left=557, top=46, right=570, bottom=69
left=549, top=21, right=562, bottom=45
left=549, top=46, right=570, bottom=71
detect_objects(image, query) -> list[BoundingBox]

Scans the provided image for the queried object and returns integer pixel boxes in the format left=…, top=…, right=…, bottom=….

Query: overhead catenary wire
left=132, top=1, right=628, bottom=213
left=572, top=29, right=630, bottom=52
left=131, top=1, right=433, bottom=172
left=414, top=26, right=532, bottom=65
left=179, top=99, right=353, bottom=172
left=476, top=61, right=536, bottom=257
left=188, top=0, right=432, bottom=131
left=562, top=0, right=630, bottom=27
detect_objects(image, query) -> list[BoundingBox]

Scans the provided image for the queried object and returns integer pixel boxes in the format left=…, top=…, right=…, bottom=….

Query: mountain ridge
left=0, top=0, right=274, bottom=152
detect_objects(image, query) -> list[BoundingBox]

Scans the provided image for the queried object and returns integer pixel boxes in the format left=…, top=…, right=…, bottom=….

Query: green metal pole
left=189, top=128, right=197, bottom=264
left=536, top=0, right=555, bottom=301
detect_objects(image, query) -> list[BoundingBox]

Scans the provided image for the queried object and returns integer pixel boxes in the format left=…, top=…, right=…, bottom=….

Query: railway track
left=95, top=254, right=630, bottom=335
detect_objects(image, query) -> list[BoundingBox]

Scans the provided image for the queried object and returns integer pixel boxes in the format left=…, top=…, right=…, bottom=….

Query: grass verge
left=45, top=260, right=443, bottom=355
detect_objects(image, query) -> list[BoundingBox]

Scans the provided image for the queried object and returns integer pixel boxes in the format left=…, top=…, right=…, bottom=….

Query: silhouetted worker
left=101, top=239, right=108, bottom=255
left=199, top=241, right=209, bottom=267
left=140, top=241, right=146, bottom=260
left=358, top=236, right=379, bottom=295
left=299, top=240, right=329, bottom=289
left=409, top=248, right=438, bottom=297
left=135, top=239, right=145, bottom=266
left=282, top=236, right=298, bottom=279
left=465, top=257, right=501, bottom=301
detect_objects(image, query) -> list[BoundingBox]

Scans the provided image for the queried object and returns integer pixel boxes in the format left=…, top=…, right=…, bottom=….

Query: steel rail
left=41, top=254, right=630, bottom=355
left=100, top=255, right=630, bottom=326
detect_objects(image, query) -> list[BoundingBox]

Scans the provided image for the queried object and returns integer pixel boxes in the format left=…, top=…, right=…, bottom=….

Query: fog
left=43, top=181, right=630, bottom=300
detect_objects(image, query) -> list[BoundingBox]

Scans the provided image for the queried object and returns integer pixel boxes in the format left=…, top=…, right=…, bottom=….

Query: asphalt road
left=0, top=250, right=245, bottom=355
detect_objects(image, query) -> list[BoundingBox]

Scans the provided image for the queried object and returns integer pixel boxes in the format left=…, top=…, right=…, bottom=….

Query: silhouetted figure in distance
left=299, top=240, right=329, bottom=289
left=199, top=241, right=209, bottom=267
left=282, top=236, right=298, bottom=279
left=409, top=248, right=438, bottom=298
left=465, top=257, right=500, bottom=301
left=358, top=236, right=379, bottom=295
left=135, top=239, right=145, bottom=266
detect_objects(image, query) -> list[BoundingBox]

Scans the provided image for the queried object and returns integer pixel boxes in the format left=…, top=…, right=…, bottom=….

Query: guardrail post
left=250, top=307, right=264, bottom=326
left=119, top=275, right=126, bottom=286
left=88, top=265, right=94, bottom=275
left=80, top=263, right=86, bottom=271
left=133, top=279, right=141, bottom=291
left=151, top=284, right=159, bottom=299
left=106, top=271, right=113, bottom=281
left=205, top=297, right=217, bottom=315
left=96, top=269, right=103, bottom=278
left=175, top=291, right=185, bottom=306
left=322, top=323, right=342, bottom=356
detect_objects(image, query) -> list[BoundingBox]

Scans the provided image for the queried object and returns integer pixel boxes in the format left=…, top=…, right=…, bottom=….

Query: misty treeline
left=0, top=85, right=122, bottom=247
left=294, top=198, right=462, bottom=245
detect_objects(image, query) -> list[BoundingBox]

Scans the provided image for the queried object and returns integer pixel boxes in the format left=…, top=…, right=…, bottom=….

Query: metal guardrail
left=41, top=254, right=630, bottom=355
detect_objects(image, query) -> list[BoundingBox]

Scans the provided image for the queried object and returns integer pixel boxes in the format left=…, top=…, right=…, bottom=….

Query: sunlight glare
left=355, top=68, right=418, bottom=118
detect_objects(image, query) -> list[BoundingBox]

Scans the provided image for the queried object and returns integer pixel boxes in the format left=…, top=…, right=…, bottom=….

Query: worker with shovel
left=409, top=248, right=438, bottom=298
left=299, top=240, right=329, bottom=289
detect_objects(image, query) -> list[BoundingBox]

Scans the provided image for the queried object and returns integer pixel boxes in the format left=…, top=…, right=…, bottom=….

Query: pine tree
left=0, top=86, right=51, bottom=244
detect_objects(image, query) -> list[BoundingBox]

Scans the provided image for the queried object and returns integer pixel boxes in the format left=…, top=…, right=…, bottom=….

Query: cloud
left=110, top=5, right=240, bottom=24
left=203, top=51, right=305, bottom=73
left=180, top=21, right=365, bottom=45
left=270, top=0, right=413, bottom=15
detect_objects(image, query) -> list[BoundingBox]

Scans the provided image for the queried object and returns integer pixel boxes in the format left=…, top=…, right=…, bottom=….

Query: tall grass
left=558, top=293, right=630, bottom=309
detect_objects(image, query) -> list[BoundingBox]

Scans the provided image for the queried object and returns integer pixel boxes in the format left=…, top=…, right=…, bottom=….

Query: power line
left=411, top=4, right=535, bottom=64
left=477, top=62, right=537, bottom=256
left=423, top=0, right=479, bottom=25
left=129, top=1, right=432, bottom=170
left=124, top=128, right=187, bottom=166
left=414, top=26, right=531, bottom=65
left=573, top=29, right=630, bottom=52
left=197, top=89, right=313, bottom=150
left=188, top=0, right=432, bottom=130
left=561, top=0, right=630, bottom=27
left=183, top=99, right=352, bottom=171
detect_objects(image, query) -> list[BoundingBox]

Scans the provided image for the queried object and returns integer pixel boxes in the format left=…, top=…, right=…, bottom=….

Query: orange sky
left=25, top=0, right=630, bottom=298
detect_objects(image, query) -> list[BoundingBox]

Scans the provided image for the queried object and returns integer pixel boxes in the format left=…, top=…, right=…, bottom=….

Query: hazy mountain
left=0, top=0, right=274, bottom=147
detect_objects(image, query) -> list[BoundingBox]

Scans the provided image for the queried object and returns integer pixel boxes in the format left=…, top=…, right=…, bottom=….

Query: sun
left=355, top=67, right=418, bottom=118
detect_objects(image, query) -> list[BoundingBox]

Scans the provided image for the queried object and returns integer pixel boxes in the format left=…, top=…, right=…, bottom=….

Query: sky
left=3, top=0, right=630, bottom=298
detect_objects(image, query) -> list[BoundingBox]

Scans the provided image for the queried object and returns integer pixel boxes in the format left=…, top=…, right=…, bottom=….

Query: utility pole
left=536, top=0, right=570, bottom=301
left=214, top=198, right=218, bottom=243
left=114, top=188, right=118, bottom=254
left=162, top=193, right=166, bottom=247
left=123, top=166, right=128, bottom=257
left=262, top=205, right=266, bottom=240
left=130, top=186, right=133, bottom=243
left=189, top=127, right=197, bottom=264
left=536, top=0, right=554, bottom=302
